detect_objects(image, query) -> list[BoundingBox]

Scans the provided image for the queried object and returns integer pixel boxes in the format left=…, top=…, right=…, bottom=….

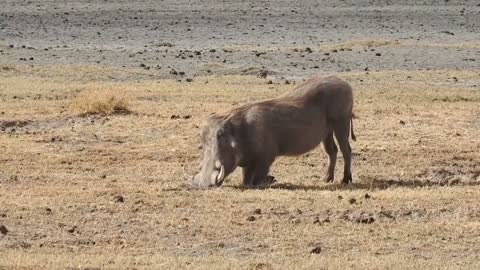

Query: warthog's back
left=238, top=76, right=353, bottom=157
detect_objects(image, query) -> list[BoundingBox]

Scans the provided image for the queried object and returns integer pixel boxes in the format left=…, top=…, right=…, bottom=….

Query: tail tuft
left=350, top=113, right=357, bottom=142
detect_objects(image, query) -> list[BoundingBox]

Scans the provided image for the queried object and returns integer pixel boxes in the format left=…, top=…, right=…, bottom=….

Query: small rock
left=114, top=195, right=124, bottom=203
left=358, top=216, right=375, bottom=224
left=348, top=198, right=356, bottom=204
left=284, top=80, right=290, bottom=85
left=253, top=209, right=262, bottom=215
left=310, top=246, right=322, bottom=254
left=448, top=179, right=460, bottom=186
left=305, top=47, right=312, bottom=53
left=247, top=216, right=256, bottom=221
left=364, top=193, right=371, bottom=199
left=185, top=78, right=193, bottom=82
left=257, top=70, right=268, bottom=78
left=399, top=120, right=406, bottom=125
left=375, top=53, right=381, bottom=56
left=338, top=195, right=343, bottom=200
left=0, top=225, right=8, bottom=235
left=139, top=63, right=146, bottom=68
left=66, top=226, right=77, bottom=233
left=45, top=208, right=52, bottom=214
left=170, top=115, right=180, bottom=119
left=441, top=30, right=455, bottom=36
left=182, top=115, right=191, bottom=119
left=313, top=216, right=330, bottom=225
left=266, top=80, right=273, bottom=84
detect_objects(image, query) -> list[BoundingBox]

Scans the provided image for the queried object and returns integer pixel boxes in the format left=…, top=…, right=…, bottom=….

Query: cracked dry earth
left=1, top=0, right=480, bottom=269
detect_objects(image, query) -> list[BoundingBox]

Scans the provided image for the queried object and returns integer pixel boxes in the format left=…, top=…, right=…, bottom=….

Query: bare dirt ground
left=1, top=0, right=480, bottom=269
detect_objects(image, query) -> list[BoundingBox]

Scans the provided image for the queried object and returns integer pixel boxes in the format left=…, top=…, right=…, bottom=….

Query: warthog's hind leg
left=333, top=118, right=353, bottom=184
left=322, top=131, right=338, bottom=183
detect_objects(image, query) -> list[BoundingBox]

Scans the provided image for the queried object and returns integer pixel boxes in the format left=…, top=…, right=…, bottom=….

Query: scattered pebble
left=247, top=216, right=256, bottom=221
left=0, top=225, right=8, bottom=235
left=310, top=246, right=322, bottom=254
left=114, top=195, right=124, bottom=203
left=67, top=226, right=77, bottom=233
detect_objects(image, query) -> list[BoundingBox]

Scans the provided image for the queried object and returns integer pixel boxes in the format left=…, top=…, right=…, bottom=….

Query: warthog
left=192, top=75, right=356, bottom=188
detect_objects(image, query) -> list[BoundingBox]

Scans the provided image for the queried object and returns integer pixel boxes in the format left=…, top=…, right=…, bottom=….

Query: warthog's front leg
left=242, top=160, right=274, bottom=188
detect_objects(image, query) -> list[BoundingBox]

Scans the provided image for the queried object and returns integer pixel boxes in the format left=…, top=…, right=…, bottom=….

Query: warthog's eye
left=216, top=129, right=224, bottom=139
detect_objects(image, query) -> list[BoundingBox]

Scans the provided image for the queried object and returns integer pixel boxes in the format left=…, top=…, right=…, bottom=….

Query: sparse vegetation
left=70, top=86, right=130, bottom=116
left=0, top=66, right=479, bottom=269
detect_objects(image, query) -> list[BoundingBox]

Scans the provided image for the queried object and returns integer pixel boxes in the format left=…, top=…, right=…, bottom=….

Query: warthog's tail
left=351, top=113, right=357, bottom=142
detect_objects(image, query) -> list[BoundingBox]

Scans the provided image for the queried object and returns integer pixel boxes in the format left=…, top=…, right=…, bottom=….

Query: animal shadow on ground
left=261, top=177, right=480, bottom=192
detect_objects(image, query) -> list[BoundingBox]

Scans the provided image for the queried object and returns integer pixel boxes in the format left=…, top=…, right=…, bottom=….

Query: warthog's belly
left=272, top=107, right=329, bottom=156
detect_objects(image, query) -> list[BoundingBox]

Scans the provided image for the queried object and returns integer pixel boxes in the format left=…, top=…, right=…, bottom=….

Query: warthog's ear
left=222, top=119, right=238, bottom=148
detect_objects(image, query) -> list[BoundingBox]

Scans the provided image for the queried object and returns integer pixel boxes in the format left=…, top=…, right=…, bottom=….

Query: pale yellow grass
left=70, top=86, right=130, bottom=116
left=0, top=66, right=480, bottom=269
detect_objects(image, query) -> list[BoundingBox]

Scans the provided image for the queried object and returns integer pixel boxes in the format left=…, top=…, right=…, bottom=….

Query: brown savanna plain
left=0, top=64, right=480, bottom=269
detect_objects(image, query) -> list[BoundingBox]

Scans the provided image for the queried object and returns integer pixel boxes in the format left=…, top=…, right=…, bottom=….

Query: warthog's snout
left=192, top=160, right=226, bottom=188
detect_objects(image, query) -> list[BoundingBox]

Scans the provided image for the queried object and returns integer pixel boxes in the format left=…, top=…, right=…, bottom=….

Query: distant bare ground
left=1, top=0, right=479, bottom=79
left=1, top=0, right=480, bottom=269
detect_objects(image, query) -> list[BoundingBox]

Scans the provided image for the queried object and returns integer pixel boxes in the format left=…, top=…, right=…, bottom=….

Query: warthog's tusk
left=182, top=165, right=194, bottom=180
left=217, top=165, right=225, bottom=182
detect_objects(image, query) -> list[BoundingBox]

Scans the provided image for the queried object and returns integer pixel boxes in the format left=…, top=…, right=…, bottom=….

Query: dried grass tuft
left=70, top=86, right=131, bottom=116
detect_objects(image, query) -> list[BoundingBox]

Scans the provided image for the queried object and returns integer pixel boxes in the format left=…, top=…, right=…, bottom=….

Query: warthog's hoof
left=342, top=176, right=352, bottom=185
left=265, top=175, right=276, bottom=185
left=324, top=175, right=334, bottom=183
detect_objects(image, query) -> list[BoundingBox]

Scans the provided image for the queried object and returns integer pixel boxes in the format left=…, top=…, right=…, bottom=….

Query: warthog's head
left=193, top=115, right=241, bottom=188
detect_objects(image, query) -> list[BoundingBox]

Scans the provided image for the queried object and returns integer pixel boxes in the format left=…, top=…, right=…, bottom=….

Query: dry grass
left=70, top=86, right=130, bottom=116
left=0, top=66, right=480, bottom=269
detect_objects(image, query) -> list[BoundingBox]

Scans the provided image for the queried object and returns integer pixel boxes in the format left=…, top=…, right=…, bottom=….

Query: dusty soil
left=1, top=0, right=480, bottom=269
left=1, top=0, right=479, bottom=80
